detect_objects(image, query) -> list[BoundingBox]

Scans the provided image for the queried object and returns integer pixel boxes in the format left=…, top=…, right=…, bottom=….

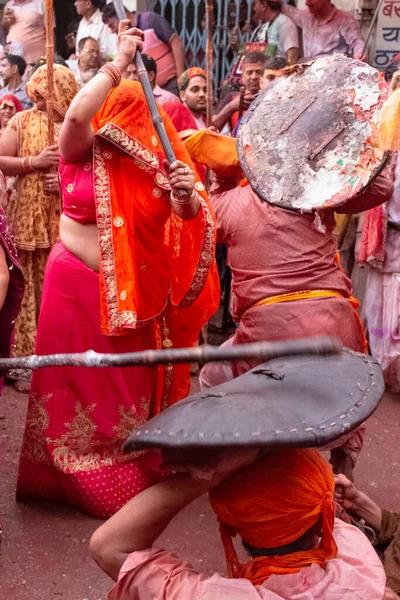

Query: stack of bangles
left=22, top=156, right=37, bottom=172
left=170, top=189, right=197, bottom=205
left=170, top=165, right=197, bottom=204
left=99, top=62, right=122, bottom=88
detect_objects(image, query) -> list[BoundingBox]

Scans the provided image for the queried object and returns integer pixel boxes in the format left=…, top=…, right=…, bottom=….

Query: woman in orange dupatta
left=16, top=23, right=219, bottom=519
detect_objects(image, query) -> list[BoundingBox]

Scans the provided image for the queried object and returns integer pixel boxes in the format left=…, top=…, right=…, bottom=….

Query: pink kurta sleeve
left=281, top=4, right=308, bottom=29
left=339, top=13, right=365, bottom=57
left=108, top=547, right=282, bottom=600
left=209, top=177, right=244, bottom=243
left=336, top=171, right=394, bottom=214
left=280, top=17, right=299, bottom=52
left=108, top=547, right=208, bottom=600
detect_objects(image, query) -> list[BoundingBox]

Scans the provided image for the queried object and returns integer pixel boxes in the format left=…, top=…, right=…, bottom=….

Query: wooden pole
left=113, top=0, right=186, bottom=198
left=0, top=337, right=341, bottom=372
left=45, top=0, right=55, bottom=145
left=361, top=0, right=386, bottom=60
left=205, top=0, right=214, bottom=127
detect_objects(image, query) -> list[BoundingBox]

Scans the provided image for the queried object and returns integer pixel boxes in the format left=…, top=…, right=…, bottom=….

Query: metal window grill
left=150, top=0, right=252, bottom=91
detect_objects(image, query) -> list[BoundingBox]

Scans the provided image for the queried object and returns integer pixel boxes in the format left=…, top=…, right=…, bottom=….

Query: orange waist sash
left=253, top=289, right=368, bottom=354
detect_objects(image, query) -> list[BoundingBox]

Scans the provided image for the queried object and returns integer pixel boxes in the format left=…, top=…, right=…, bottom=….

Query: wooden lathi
left=0, top=336, right=341, bottom=371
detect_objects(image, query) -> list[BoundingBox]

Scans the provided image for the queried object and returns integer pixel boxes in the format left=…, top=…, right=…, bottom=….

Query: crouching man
left=90, top=448, right=388, bottom=599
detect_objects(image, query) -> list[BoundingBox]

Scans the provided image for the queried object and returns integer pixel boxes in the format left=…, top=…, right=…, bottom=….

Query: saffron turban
left=209, top=448, right=338, bottom=585
left=178, top=67, right=207, bottom=91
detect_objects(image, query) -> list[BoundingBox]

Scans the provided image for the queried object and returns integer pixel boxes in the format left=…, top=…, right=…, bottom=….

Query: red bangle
left=99, top=62, right=122, bottom=88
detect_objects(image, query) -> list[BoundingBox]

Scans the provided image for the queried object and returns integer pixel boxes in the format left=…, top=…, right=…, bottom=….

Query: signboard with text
left=374, top=0, right=400, bottom=69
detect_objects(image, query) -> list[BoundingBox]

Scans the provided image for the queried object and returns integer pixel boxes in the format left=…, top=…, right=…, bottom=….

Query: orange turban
left=209, top=448, right=338, bottom=585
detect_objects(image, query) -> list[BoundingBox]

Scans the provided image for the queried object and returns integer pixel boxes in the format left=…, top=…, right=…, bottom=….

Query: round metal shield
left=236, top=55, right=390, bottom=212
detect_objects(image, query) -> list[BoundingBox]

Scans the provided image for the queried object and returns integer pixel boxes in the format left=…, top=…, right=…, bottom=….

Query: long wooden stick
left=45, top=0, right=55, bottom=145
left=0, top=337, right=341, bottom=372
left=205, top=0, right=214, bottom=127
left=361, top=0, right=386, bottom=59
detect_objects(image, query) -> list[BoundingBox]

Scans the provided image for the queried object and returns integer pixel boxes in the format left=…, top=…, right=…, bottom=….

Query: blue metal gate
left=150, top=0, right=252, bottom=89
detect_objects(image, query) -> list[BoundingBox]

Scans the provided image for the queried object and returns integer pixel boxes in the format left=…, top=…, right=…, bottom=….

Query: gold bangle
left=22, top=156, right=36, bottom=172
left=170, top=189, right=197, bottom=205
left=99, top=62, right=122, bottom=88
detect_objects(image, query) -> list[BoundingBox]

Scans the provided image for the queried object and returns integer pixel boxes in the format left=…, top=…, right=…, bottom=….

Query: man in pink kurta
left=90, top=449, right=387, bottom=600
left=281, top=0, right=365, bottom=60
left=106, top=522, right=385, bottom=600
left=199, top=173, right=393, bottom=474
left=3, top=0, right=46, bottom=65
left=201, top=174, right=392, bottom=383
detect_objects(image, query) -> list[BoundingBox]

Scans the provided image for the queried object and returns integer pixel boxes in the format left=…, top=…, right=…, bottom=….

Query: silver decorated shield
left=236, top=55, right=390, bottom=212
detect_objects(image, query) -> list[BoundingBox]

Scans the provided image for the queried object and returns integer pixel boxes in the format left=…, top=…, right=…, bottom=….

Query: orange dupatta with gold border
left=92, top=80, right=220, bottom=412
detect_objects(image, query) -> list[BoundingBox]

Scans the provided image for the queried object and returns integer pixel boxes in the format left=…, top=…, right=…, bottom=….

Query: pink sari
left=16, top=83, right=218, bottom=519
left=16, top=242, right=164, bottom=518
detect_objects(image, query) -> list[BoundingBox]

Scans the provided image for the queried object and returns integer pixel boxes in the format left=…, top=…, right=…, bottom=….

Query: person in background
left=2, top=38, right=24, bottom=58
left=0, top=171, right=24, bottom=543
left=163, top=102, right=200, bottom=141
left=64, top=20, right=79, bottom=60
left=163, top=102, right=207, bottom=184
left=102, top=3, right=185, bottom=96
left=89, top=448, right=387, bottom=599
left=230, top=55, right=288, bottom=137
left=75, top=0, right=118, bottom=61
left=248, top=0, right=299, bottom=63
left=67, top=36, right=101, bottom=88
left=178, top=67, right=207, bottom=129
left=385, top=55, right=400, bottom=91
left=360, top=152, right=400, bottom=394
left=0, top=94, right=22, bottom=135
left=0, top=54, right=32, bottom=109
left=212, top=51, right=267, bottom=134
left=0, top=94, right=23, bottom=201
left=0, top=25, right=6, bottom=49
left=0, top=64, right=78, bottom=394
left=2, top=0, right=46, bottom=66
left=260, top=55, right=288, bottom=89
left=31, top=55, right=69, bottom=73
left=0, top=171, right=23, bottom=371
left=122, top=53, right=180, bottom=105
left=281, top=0, right=365, bottom=60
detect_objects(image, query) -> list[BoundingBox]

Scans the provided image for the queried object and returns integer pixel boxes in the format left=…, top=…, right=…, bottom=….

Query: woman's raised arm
left=59, top=21, right=144, bottom=162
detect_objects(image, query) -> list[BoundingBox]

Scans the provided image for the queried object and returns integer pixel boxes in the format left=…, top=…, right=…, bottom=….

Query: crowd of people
left=0, top=0, right=400, bottom=599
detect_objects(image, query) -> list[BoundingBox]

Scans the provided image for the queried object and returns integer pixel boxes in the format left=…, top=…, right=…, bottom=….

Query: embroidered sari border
left=97, top=123, right=171, bottom=190
left=94, top=123, right=216, bottom=322
left=93, top=138, right=137, bottom=333
left=178, top=191, right=216, bottom=308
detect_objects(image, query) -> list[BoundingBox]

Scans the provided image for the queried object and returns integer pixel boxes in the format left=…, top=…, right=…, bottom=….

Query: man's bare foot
left=330, top=448, right=354, bottom=480
left=14, top=378, right=31, bottom=394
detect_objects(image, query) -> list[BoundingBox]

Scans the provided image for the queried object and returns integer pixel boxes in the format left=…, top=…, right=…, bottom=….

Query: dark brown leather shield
left=124, top=349, right=384, bottom=453
left=236, top=55, right=390, bottom=212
